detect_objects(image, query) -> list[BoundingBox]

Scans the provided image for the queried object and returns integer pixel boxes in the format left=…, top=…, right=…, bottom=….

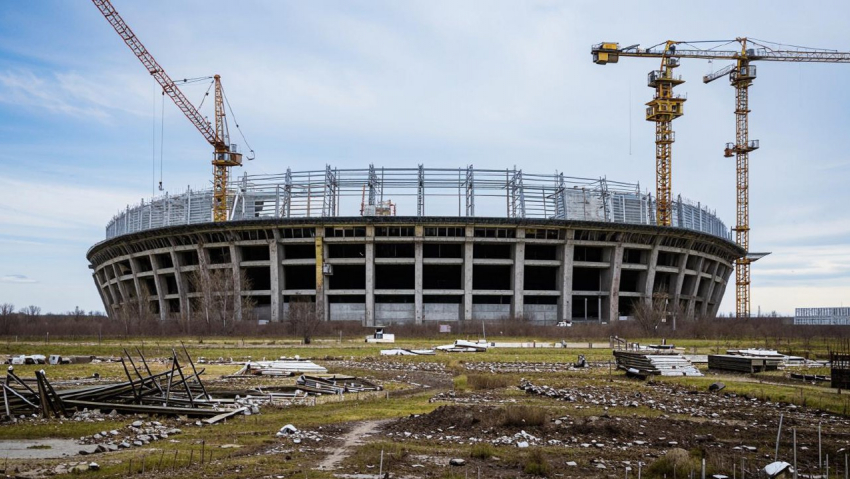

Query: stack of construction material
left=229, top=359, right=328, bottom=377
left=613, top=351, right=703, bottom=377
left=295, top=375, right=382, bottom=394
left=709, top=354, right=781, bottom=373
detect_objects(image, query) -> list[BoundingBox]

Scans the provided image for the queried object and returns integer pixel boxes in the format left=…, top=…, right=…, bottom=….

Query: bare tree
left=631, top=295, right=668, bottom=335
left=20, top=305, right=41, bottom=317
left=190, top=266, right=254, bottom=334
left=0, top=303, right=14, bottom=334
left=287, top=296, right=320, bottom=344
left=115, top=290, right=156, bottom=335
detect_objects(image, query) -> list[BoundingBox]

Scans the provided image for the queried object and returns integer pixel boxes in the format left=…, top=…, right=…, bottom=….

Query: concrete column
left=169, top=249, right=189, bottom=323
left=93, top=273, right=113, bottom=320
left=269, top=231, right=283, bottom=322
left=229, top=244, right=243, bottom=321
left=558, top=230, right=575, bottom=322
left=110, top=263, right=129, bottom=308
left=364, top=226, right=375, bottom=326
left=608, top=243, right=624, bottom=322
left=128, top=258, right=143, bottom=318
left=414, top=225, right=424, bottom=324
left=703, top=260, right=722, bottom=317
left=314, top=227, right=328, bottom=323
left=643, top=237, right=662, bottom=304
left=463, top=226, right=473, bottom=321
left=512, top=229, right=525, bottom=319
left=149, top=254, right=168, bottom=321
left=686, top=256, right=706, bottom=318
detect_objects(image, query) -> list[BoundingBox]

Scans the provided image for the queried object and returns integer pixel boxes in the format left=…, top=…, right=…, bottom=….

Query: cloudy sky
left=1, top=1, right=849, bottom=315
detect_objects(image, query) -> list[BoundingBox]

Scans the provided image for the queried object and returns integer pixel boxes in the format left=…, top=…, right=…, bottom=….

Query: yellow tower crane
left=592, top=38, right=850, bottom=318
left=92, top=0, right=253, bottom=222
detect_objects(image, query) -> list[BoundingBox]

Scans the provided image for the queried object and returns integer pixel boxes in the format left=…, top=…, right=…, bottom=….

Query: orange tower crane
left=92, top=0, right=250, bottom=222
left=592, top=38, right=850, bottom=318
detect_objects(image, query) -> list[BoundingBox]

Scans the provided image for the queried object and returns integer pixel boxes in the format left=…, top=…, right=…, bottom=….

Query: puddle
left=0, top=439, right=97, bottom=459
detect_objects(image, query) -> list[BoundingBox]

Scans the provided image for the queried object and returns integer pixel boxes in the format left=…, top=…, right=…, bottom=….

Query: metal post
left=793, top=427, right=798, bottom=479
left=701, top=458, right=705, bottom=479
left=775, top=414, right=783, bottom=462
left=820, top=422, right=823, bottom=470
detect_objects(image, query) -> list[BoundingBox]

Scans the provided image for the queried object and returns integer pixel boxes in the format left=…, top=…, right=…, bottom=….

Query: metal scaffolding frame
left=105, top=165, right=732, bottom=241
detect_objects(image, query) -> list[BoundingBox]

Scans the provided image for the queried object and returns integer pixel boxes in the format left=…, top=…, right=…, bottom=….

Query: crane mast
left=592, top=38, right=850, bottom=318
left=92, top=0, right=243, bottom=222
left=645, top=42, right=686, bottom=226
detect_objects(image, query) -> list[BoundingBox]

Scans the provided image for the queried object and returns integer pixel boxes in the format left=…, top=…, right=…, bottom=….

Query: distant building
left=793, top=307, right=850, bottom=325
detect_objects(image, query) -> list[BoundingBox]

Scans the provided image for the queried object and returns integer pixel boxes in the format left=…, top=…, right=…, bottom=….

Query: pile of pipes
left=612, top=351, right=703, bottom=378
left=295, top=375, right=382, bottom=395
left=2, top=346, right=246, bottom=421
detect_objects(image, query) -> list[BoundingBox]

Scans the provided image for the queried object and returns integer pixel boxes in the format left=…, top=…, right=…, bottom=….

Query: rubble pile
left=464, top=361, right=594, bottom=374
left=78, top=419, right=182, bottom=453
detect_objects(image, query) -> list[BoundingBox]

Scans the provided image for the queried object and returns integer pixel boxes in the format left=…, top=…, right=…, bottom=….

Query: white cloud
left=0, top=274, right=38, bottom=284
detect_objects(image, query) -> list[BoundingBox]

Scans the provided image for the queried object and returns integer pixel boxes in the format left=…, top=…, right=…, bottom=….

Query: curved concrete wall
left=88, top=218, right=742, bottom=325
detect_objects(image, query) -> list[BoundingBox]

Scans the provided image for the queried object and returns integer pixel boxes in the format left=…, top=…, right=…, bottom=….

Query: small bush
left=467, top=374, right=511, bottom=390
left=470, top=443, right=495, bottom=460
left=453, top=374, right=468, bottom=391
left=646, top=448, right=696, bottom=478
left=502, top=405, right=547, bottom=428
left=523, top=448, right=550, bottom=477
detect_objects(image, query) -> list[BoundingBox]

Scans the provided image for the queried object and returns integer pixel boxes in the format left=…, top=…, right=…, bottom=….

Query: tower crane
left=92, top=0, right=252, bottom=222
left=592, top=38, right=850, bottom=318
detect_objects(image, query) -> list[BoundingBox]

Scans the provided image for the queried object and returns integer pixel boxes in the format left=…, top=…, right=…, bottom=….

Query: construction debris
left=296, top=375, right=382, bottom=394
left=2, top=345, right=247, bottom=421
left=380, top=348, right=435, bottom=356
left=612, top=351, right=703, bottom=377
left=435, top=340, right=488, bottom=353
left=707, top=355, right=781, bottom=373
left=228, top=358, right=328, bottom=377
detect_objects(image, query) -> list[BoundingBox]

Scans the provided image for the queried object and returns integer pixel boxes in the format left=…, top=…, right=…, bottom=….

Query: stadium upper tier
left=105, top=166, right=730, bottom=241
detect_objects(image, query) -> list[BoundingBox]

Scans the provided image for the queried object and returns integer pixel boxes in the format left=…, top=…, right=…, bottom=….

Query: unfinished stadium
left=87, top=166, right=743, bottom=325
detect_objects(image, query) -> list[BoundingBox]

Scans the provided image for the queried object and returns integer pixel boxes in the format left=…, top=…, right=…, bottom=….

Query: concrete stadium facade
left=88, top=166, right=742, bottom=325
left=88, top=217, right=742, bottom=325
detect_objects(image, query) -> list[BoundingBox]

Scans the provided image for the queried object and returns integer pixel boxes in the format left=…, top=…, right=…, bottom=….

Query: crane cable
left=221, top=87, right=256, bottom=161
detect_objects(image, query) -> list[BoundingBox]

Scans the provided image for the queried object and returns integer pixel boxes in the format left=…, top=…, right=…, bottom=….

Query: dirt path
left=318, top=419, right=391, bottom=471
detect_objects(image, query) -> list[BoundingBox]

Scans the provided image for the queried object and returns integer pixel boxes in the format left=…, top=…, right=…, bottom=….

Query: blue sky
left=1, top=0, right=849, bottom=314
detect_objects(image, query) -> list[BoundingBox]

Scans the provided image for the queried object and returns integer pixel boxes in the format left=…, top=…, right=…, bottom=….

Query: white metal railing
left=105, top=166, right=731, bottom=241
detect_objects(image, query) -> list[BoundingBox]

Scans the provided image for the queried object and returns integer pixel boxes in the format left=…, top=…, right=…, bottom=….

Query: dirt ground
left=2, top=347, right=850, bottom=478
